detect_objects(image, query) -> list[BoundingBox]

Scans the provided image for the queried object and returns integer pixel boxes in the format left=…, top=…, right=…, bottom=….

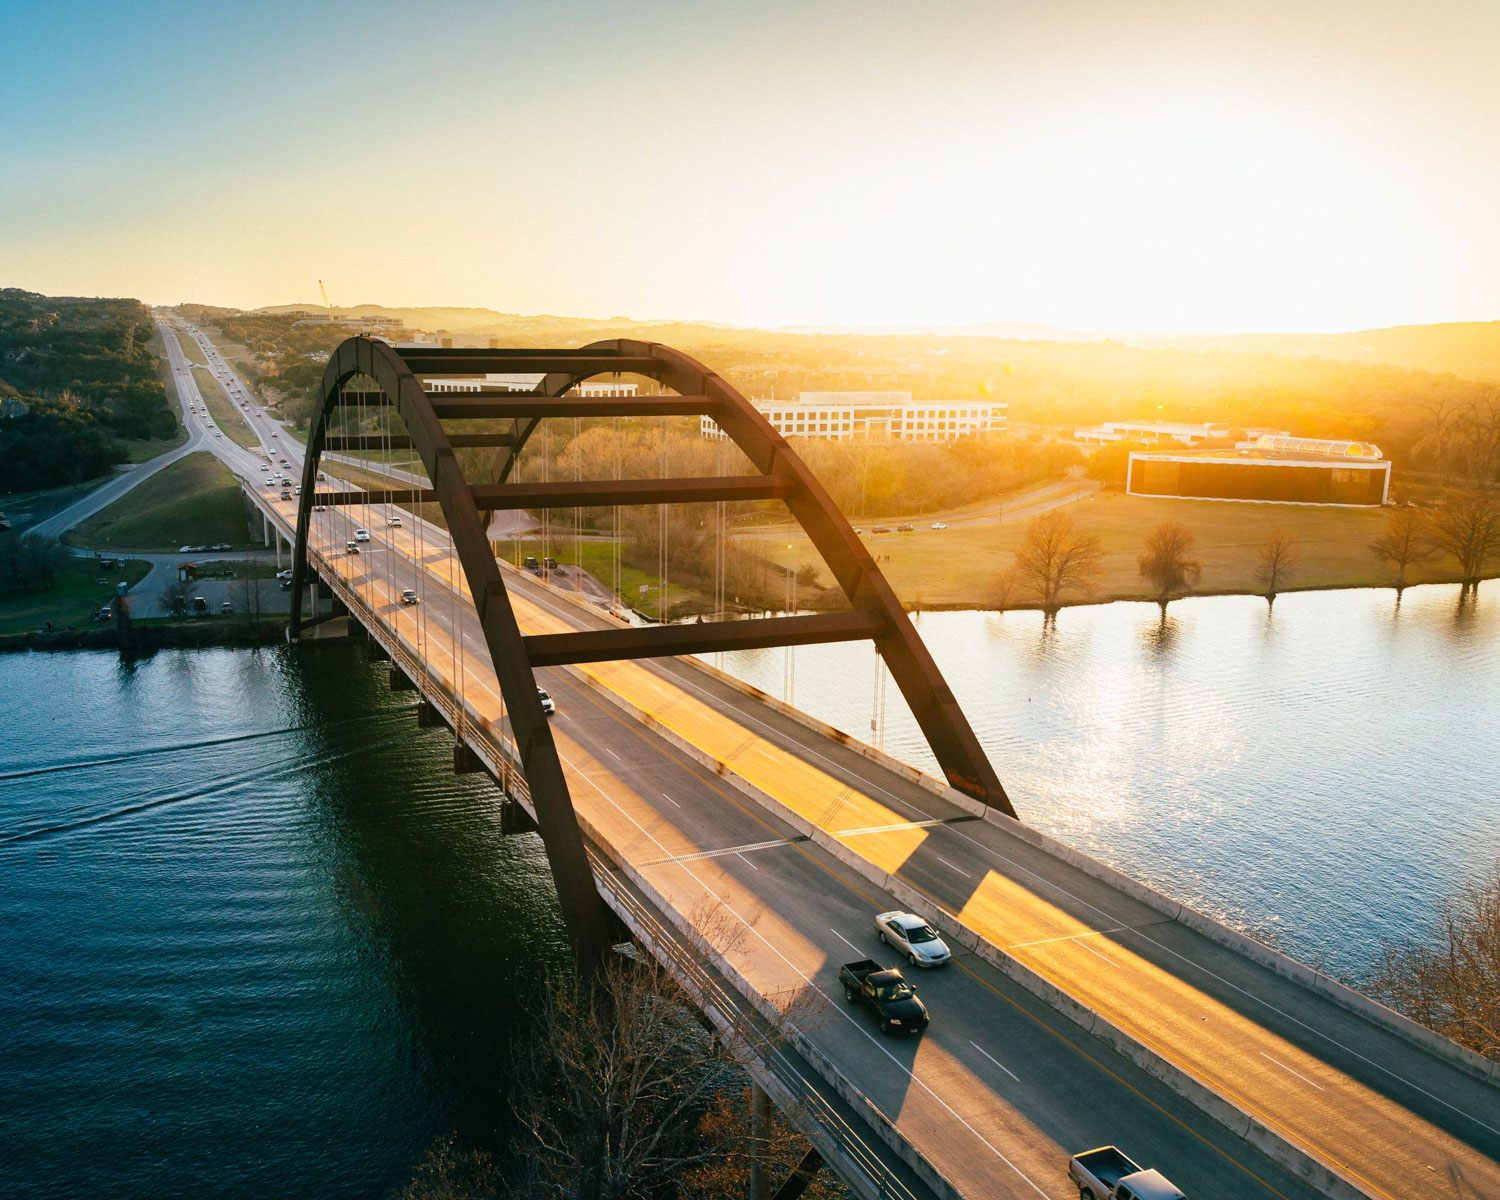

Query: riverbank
left=0, top=618, right=287, bottom=653
left=750, top=490, right=1496, bottom=609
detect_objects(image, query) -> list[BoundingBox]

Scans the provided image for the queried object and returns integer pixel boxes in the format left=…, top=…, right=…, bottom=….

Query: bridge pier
left=749, top=1081, right=772, bottom=1200
left=389, top=663, right=415, bottom=691
left=367, top=639, right=391, bottom=663
left=416, top=698, right=446, bottom=728
left=453, top=740, right=486, bottom=775
left=499, top=800, right=539, bottom=835
left=770, top=1146, right=824, bottom=1200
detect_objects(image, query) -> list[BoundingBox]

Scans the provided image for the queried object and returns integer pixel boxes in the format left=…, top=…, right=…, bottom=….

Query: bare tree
left=158, top=577, right=194, bottom=617
left=1255, top=528, right=1300, bottom=601
left=1369, top=865, right=1500, bottom=1061
left=990, top=566, right=1019, bottom=612
left=1011, top=510, right=1104, bottom=616
left=1369, top=507, right=1438, bottom=591
left=230, top=563, right=265, bottom=626
left=510, top=944, right=813, bottom=1200
left=1428, top=495, right=1500, bottom=584
left=1137, top=521, right=1202, bottom=612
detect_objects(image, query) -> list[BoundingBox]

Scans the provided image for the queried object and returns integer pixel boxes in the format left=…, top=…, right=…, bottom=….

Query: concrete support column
left=748, top=1081, right=771, bottom=1200
left=276, top=535, right=284, bottom=569
left=262, top=513, right=271, bottom=547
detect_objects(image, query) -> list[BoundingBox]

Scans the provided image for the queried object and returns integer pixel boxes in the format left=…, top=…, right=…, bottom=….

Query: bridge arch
left=290, top=337, right=1012, bottom=966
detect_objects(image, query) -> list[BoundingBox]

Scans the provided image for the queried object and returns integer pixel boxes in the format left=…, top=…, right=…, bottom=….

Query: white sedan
left=875, top=910, right=951, bottom=967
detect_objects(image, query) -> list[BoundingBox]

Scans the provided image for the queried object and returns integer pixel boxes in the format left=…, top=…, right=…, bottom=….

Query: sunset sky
left=3, top=0, right=1497, bottom=334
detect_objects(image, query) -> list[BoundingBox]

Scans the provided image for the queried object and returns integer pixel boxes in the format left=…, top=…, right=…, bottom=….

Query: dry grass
left=745, top=491, right=1482, bottom=609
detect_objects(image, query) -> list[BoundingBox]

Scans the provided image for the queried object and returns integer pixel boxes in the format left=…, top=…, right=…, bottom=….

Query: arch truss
left=291, top=338, right=1012, bottom=965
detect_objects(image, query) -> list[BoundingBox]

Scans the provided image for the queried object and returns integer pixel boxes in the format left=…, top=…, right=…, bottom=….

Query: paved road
left=201, top=325, right=1500, bottom=1200
left=26, top=343, right=212, bottom=541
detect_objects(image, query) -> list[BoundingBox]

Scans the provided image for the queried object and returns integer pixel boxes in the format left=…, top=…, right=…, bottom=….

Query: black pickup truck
left=839, top=960, right=929, bottom=1035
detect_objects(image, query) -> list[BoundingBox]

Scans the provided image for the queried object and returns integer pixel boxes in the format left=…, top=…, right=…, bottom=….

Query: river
left=1, top=582, right=1495, bottom=1197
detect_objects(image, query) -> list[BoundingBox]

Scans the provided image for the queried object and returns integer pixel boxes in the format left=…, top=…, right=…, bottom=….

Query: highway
left=179, top=320, right=1500, bottom=1200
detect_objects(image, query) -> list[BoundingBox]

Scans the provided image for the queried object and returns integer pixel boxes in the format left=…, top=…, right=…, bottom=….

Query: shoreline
left=892, top=572, right=1498, bottom=614
left=0, top=620, right=288, bottom=654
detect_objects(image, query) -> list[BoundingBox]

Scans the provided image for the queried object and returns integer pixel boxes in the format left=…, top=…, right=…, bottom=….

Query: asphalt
left=193, top=322, right=1500, bottom=1200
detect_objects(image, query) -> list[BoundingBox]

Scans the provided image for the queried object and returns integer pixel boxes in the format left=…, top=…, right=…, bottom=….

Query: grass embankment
left=751, top=491, right=1477, bottom=609
left=190, top=364, right=263, bottom=451
left=0, top=556, right=150, bottom=635
left=65, top=453, right=255, bottom=552
left=490, top=536, right=697, bottom=619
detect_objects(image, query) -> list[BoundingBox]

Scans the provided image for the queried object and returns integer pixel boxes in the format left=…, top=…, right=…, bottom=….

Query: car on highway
left=345, top=541, right=360, bottom=554
left=211, top=543, right=231, bottom=551
left=313, top=504, right=326, bottom=512
left=536, top=687, right=556, bottom=715
left=839, top=960, right=928, bottom=1035
left=294, top=486, right=302, bottom=495
left=354, top=529, right=371, bottom=542
left=875, top=910, right=951, bottom=967
left=280, top=491, right=292, bottom=501
left=1069, top=1147, right=1186, bottom=1200
left=896, top=523, right=915, bottom=532
left=264, top=479, right=278, bottom=488
left=400, top=588, right=419, bottom=605
left=870, top=525, right=891, bottom=534
left=387, top=517, right=402, bottom=528
left=276, top=569, right=294, bottom=581
left=931, top=522, right=948, bottom=530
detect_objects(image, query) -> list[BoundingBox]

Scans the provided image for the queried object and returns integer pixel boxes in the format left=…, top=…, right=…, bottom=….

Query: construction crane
left=318, top=279, right=334, bottom=322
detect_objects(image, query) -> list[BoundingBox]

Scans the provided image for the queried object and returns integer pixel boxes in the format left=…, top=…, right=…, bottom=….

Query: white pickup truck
left=1069, top=1146, right=1187, bottom=1200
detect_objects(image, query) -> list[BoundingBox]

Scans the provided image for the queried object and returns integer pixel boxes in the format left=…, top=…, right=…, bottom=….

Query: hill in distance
left=254, top=301, right=1500, bottom=383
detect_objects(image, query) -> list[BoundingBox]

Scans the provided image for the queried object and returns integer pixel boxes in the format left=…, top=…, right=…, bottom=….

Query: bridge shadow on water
left=279, top=640, right=571, bottom=1176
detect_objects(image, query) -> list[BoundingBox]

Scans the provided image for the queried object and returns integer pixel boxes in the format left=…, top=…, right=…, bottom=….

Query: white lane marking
left=830, top=928, right=864, bottom=955
left=605, top=747, right=622, bottom=760
left=1008, top=924, right=1142, bottom=950
left=836, top=819, right=946, bottom=837
left=735, top=852, right=759, bottom=871
left=935, top=854, right=972, bottom=878
left=661, top=792, right=681, bottom=808
left=970, top=1040, right=1020, bottom=1082
left=1260, top=1051, right=1325, bottom=1091
left=1075, top=939, right=1121, bottom=968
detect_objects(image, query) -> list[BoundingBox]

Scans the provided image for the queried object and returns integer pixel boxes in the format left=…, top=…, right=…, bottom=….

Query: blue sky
left=3, top=0, right=1498, bottom=333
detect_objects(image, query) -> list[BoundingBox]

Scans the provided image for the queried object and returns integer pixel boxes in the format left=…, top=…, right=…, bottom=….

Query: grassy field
left=490, top=536, right=696, bottom=619
left=190, top=364, right=262, bottom=451
left=0, top=556, right=151, bottom=634
left=64, top=453, right=255, bottom=552
left=746, top=490, right=1480, bottom=609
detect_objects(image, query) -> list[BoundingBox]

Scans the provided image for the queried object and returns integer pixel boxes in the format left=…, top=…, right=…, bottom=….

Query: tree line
left=995, top=495, right=1500, bottom=616
left=0, top=289, right=178, bottom=491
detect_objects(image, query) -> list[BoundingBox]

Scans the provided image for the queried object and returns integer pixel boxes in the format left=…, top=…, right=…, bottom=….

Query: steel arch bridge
left=289, top=336, right=1011, bottom=966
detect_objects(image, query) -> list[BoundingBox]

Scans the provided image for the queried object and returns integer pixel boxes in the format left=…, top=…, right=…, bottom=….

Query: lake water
left=1, top=582, right=1495, bottom=1197
left=716, top=583, right=1500, bottom=976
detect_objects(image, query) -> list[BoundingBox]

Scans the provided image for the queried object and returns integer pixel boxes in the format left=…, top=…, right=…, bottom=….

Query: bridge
left=168, top=324, right=1500, bottom=1200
